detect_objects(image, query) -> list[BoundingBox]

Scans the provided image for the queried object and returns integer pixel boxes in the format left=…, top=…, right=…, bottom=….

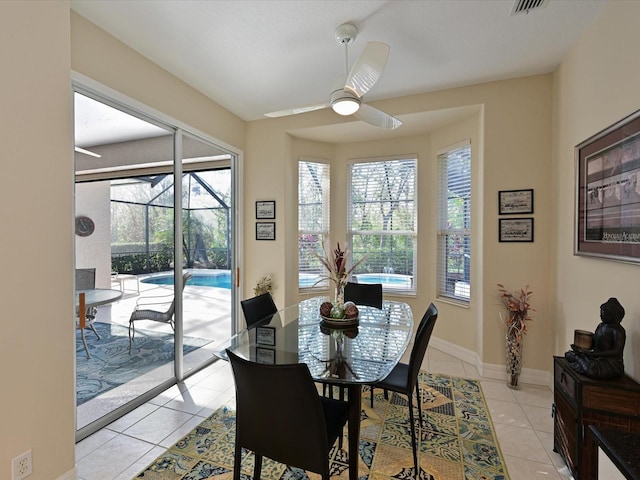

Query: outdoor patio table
left=216, top=296, right=414, bottom=480
left=75, top=288, right=124, bottom=310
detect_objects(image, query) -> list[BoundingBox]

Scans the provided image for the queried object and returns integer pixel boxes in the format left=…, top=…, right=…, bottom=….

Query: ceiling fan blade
left=353, top=104, right=402, bottom=129
left=265, top=103, right=329, bottom=118
left=344, top=41, right=390, bottom=98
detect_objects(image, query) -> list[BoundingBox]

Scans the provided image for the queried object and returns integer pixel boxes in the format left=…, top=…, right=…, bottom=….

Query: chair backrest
left=226, top=349, right=331, bottom=474
left=76, top=268, right=96, bottom=290
left=166, top=272, right=192, bottom=316
left=407, top=303, right=438, bottom=391
left=344, top=281, right=383, bottom=309
left=240, top=292, right=278, bottom=328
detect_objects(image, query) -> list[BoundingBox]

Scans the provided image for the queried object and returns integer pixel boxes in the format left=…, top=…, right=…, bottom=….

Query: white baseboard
left=430, top=336, right=552, bottom=388
left=56, top=467, right=77, bottom=480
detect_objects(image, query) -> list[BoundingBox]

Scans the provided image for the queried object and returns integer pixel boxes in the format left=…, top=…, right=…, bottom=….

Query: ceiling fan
left=265, top=23, right=402, bottom=130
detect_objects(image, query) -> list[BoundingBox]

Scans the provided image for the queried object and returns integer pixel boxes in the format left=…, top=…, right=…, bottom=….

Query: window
left=437, top=141, right=471, bottom=302
left=298, top=160, right=330, bottom=288
left=347, top=158, right=417, bottom=293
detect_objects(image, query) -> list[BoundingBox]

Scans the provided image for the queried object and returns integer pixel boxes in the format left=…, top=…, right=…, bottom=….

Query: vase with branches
left=315, top=242, right=365, bottom=306
left=498, top=283, right=534, bottom=389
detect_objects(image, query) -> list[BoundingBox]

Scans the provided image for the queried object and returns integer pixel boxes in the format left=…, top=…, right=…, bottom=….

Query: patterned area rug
left=135, top=372, right=510, bottom=479
left=77, top=322, right=208, bottom=405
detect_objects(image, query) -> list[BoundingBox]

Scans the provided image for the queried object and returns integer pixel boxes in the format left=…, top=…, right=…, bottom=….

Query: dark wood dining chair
left=226, top=349, right=349, bottom=480
left=344, top=281, right=383, bottom=309
left=240, top=292, right=278, bottom=328
left=369, top=302, right=438, bottom=477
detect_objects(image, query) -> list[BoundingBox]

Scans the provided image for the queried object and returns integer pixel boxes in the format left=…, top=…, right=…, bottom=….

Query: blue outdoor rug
left=76, top=322, right=208, bottom=405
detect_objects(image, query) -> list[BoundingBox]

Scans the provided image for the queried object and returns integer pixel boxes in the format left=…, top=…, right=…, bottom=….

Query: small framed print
left=256, top=222, right=276, bottom=240
left=255, top=347, right=276, bottom=365
left=256, top=200, right=276, bottom=219
left=499, top=218, right=534, bottom=242
left=498, top=189, right=534, bottom=215
left=256, top=326, right=276, bottom=346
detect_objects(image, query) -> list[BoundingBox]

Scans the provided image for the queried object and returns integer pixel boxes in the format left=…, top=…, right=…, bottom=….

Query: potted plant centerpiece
left=498, top=283, right=535, bottom=389
left=315, top=242, right=365, bottom=323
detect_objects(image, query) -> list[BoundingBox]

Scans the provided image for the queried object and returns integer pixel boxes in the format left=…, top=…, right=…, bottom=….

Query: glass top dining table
left=216, top=296, right=414, bottom=480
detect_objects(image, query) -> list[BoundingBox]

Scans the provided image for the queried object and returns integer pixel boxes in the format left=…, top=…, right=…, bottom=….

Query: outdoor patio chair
left=128, top=272, right=192, bottom=352
left=76, top=267, right=99, bottom=322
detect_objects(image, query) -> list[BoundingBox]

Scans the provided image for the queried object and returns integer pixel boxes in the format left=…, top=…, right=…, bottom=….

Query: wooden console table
left=553, top=356, right=640, bottom=479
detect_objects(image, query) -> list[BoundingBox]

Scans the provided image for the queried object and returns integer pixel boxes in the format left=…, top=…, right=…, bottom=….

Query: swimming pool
left=354, top=273, right=413, bottom=288
left=142, top=271, right=232, bottom=289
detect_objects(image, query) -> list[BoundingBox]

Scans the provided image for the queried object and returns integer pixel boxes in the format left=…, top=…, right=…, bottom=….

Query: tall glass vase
left=505, top=321, right=524, bottom=389
left=334, top=281, right=345, bottom=307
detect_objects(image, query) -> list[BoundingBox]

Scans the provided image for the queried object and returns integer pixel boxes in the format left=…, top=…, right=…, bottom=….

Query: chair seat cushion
left=374, top=363, right=409, bottom=393
left=320, top=397, right=349, bottom=445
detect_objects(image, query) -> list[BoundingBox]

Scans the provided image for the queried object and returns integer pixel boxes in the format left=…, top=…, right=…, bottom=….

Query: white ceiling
left=71, top=0, right=607, bottom=144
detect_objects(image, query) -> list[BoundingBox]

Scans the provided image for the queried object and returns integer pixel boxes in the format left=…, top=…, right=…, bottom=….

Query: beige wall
left=552, top=0, right=640, bottom=380
left=0, top=1, right=75, bottom=478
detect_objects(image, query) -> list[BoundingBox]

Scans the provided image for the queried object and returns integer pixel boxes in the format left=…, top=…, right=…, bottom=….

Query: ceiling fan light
left=330, top=89, right=361, bottom=116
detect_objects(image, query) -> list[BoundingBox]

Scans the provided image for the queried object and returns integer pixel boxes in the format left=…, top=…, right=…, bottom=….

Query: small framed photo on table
left=256, top=222, right=276, bottom=240
left=256, top=201, right=276, bottom=219
left=498, top=189, right=534, bottom=215
left=499, top=218, right=534, bottom=242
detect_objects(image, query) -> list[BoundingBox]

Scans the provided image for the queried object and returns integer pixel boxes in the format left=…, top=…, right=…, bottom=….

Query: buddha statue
left=565, top=297, right=626, bottom=379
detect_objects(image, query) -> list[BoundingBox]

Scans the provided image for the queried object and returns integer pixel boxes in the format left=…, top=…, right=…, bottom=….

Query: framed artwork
left=575, top=109, right=640, bottom=263
left=255, top=347, right=276, bottom=365
left=499, top=218, right=534, bottom=242
left=256, top=222, right=276, bottom=240
left=256, top=200, right=276, bottom=219
left=498, top=189, right=534, bottom=215
left=256, top=326, right=276, bottom=346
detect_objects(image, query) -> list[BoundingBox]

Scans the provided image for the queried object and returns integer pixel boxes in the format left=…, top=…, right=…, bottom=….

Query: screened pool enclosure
left=110, top=170, right=231, bottom=275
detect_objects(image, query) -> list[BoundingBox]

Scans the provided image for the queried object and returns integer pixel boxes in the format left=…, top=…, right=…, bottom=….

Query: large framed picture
left=575, top=109, right=640, bottom=263
left=256, top=222, right=276, bottom=241
left=499, top=218, right=534, bottom=242
left=498, top=189, right=534, bottom=215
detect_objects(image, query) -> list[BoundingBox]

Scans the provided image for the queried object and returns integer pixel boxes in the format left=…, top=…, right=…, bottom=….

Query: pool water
left=354, top=274, right=412, bottom=287
left=142, top=272, right=232, bottom=289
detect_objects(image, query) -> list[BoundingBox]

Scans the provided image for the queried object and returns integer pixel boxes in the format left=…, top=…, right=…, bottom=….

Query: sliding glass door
left=74, top=89, right=236, bottom=440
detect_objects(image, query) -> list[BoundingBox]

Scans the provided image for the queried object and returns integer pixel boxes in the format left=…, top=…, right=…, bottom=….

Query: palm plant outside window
left=347, top=158, right=417, bottom=293
left=437, top=142, right=471, bottom=302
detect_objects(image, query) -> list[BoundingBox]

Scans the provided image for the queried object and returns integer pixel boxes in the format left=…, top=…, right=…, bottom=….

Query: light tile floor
left=76, top=347, right=574, bottom=480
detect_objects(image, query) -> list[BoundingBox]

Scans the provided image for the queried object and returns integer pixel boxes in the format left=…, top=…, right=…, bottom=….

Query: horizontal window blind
left=437, top=142, right=471, bottom=302
left=348, top=158, right=417, bottom=292
left=298, top=160, right=330, bottom=288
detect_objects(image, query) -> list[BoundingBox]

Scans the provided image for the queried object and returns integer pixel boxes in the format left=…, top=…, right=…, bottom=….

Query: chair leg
left=233, top=444, right=242, bottom=480
left=80, top=329, right=90, bottom=359
left=253, top=453, right=263, bottom=479
left=415, top=384, right=423, bottom=427
left=407, top=395, right=419, bottom=477
left=88, top=323, right=101, bottom=340
left=128, top=322, right=135, bottom=353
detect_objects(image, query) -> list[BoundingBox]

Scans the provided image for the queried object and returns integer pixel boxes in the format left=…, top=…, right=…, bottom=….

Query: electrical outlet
left=12, top=450, right=32, bottom=480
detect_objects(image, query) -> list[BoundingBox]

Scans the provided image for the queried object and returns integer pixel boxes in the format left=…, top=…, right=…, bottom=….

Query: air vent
left=511, top=0, right=548, bottom=15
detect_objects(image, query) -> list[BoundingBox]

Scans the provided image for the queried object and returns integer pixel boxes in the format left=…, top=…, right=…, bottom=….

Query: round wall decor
left=75, top=216, right=95, bottom=237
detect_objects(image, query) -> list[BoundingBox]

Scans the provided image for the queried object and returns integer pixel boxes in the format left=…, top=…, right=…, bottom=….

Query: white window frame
left=347, top=156, right=417, bottom=294
left=298, top=159, right=330, bottom=290
left=437, top=140, right=471, bottom=303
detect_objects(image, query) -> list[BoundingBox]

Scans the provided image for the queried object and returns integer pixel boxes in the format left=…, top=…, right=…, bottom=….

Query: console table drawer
left=555, top=361, right=577, bottom=402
